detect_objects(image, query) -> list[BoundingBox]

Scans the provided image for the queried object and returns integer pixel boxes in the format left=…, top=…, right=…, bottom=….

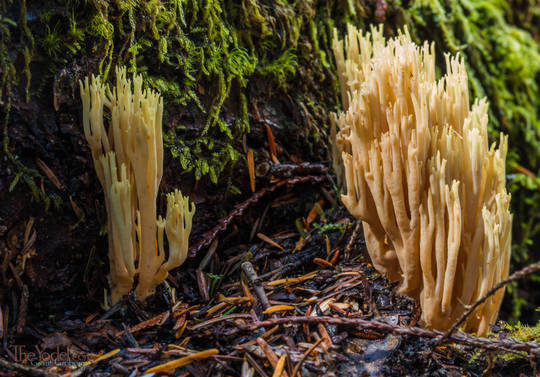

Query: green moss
left=164, top=127, right=241, bottom=185
left=3, top=0, right=363, bottom=191
left=258, top=48, right=298, bottom=90
left=1, top=0, right=56, bottom=209
left=42, top=23, right=63, bottom=57
left=490, top=321, right=540, bottom=360
left=506, top=321, right=540, bottom=343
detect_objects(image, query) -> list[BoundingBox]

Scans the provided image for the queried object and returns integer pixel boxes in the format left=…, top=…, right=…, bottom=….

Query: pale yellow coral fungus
left=331, top=25, right=511, bottom=336
left=80, top=67, right=195, bottom=303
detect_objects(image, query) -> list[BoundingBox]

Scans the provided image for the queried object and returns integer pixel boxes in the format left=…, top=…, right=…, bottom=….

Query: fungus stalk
left=331, top=25, right=511, bottom=336
left=80, top=67, right=195, bottom=303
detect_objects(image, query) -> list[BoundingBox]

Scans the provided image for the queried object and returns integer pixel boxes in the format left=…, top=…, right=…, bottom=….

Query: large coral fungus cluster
left=331, top=25, right=512, bottom=335
left=80, top=67, right=195, bottom=303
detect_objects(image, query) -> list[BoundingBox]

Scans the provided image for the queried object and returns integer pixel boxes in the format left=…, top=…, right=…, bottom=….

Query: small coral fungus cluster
left=331, top=25, right=512, bottom=336
left=80, top=67, right=195, bottom=303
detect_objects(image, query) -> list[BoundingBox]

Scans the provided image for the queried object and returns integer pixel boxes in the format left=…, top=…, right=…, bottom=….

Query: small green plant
left=42, top=23, right=62, bottom=57
left=258, top=48, right=298, bottom=90
left=506, top=321, right=540, bottom=343
left=207, top=273, right=222, bottom=296
left=312, top=221, right=351, bottom=234
left=493, top=321, right=540, bottom=360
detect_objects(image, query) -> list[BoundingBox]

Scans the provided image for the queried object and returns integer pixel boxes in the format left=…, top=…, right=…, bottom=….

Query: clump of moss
left=488, top=320, right=540, bottom=361
left=2, top=0, right=378, bottom=191
left=506, top=321, right=540, bottom=343
left=1, top=0, right=59, bottom=209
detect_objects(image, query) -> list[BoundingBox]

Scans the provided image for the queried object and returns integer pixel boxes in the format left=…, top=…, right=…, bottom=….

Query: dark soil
left=0, top=164, right=537, bottom=375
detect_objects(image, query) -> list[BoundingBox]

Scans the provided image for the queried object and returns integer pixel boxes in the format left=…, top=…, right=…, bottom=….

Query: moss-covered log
left=0, top=0, right=539, bottom=321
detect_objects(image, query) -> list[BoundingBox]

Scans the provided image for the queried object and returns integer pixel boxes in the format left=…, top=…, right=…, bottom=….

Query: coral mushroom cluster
left=80, top=67, right=195, bottom=303
left=331, top=25, right=512, bottom=335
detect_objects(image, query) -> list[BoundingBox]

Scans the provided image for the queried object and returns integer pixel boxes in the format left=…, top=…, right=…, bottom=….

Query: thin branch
left=188, top=175, right=327, bottom=258
left=437, top=260, right=540, bottom=345
left=248, top=316, right=540, bottom=357
left=291, top=338, right=323, bottom=377
left=344, top=221, right=362, bottom=260
left=0, top=356, right=60, bottom=377
left=242, top=261, right=271, bottom=310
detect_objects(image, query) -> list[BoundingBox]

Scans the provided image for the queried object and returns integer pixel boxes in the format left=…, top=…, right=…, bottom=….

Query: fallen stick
left=189, top=175, right=327, bottom=258
left=437, top=260, right=540, bottom=345
left=248, top=316, right=540, bottom=357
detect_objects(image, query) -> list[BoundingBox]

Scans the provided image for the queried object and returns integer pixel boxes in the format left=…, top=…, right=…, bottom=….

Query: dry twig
left=437, top=260, right=540, bottom=344
left=189, top=175, right=327, bottom=257
left=0, top=356, right=60, bottom=377
left=291, top=338, right=323, bottom=377
left=248, top=316, right=540, bottom=357
left=189, top=314, right=252, bottom=331
left=343, top=221, right=362, bottom=260
left=242, top=261, right=271, bottom=310
left=257, top=337, right=289, bottom=377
